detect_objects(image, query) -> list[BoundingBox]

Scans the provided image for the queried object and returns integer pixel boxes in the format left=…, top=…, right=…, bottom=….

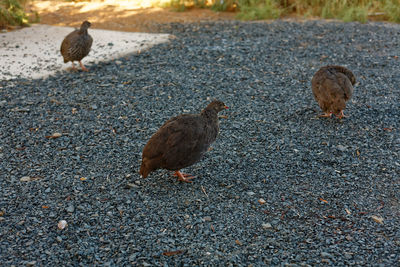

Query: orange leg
left=335, top=110, right=347, bottom=119
left=70, top=62, right=77, bottom=71
left=173, top=171, right=195, bottom=183
left=318, top=112, right=332, bottom=118
left=79, top=61, right=89, bottom=72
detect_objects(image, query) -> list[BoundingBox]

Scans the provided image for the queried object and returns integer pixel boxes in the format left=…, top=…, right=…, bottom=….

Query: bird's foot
left=173, top=171, right=195, bottom=183
left=79, top=61, right=89, bottom=72
left=172, top=171, right=194, bottom=178
left=70, top=63, right=78, bottom=71
left=318, top=112, right=332, bottom=118
left=335, top=110, right=347, bottom=119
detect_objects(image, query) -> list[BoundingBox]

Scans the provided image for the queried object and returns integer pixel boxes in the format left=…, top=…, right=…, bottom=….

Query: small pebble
left=262, top=223, right=272, bottom=229
left=20, top=176, right=31, bottom=182
left=321, top=252, right=334, bottom=259
left=66, top=205, right=75, bottom=213
left=58, top=220, right=68, bottom=230
left=203, top=216, right=212, bottom=222
left=371, top=215, right=384, bottom=224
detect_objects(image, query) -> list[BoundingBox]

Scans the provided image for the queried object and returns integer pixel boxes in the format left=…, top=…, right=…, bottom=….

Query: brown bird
left=311, top=65, right=356, bottom=119
left=60, top=21, right=93, bottom=71
left=140, top=100, right=228, bottom=182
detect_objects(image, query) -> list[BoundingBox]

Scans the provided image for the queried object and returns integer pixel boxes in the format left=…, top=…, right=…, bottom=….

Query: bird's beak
left=224, top=105, right=229, bottom=109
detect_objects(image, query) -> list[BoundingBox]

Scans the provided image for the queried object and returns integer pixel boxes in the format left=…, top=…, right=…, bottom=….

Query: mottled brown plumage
left=60, top=21, right=93, bottom=71
left=140, top=100, right=228, bottom=182
left=311, top=65, right=356, bottom=118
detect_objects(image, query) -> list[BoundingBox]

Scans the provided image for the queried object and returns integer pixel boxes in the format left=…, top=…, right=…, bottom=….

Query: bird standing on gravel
left=140, top=100, right=228, bottom=182
left=311, top=65, right=356, bottom=119
left=60, top=21, right=93, bottom=71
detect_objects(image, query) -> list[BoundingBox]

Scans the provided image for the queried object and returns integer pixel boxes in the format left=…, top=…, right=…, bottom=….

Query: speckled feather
left=140, top=100, right=227, bottom=178
left=60, top=21, right=93, bottom=63
left=311, top=65, right=356, bottom=116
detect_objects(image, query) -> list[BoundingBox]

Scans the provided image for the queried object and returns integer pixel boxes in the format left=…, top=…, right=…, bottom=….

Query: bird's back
left=312, top=66, right=354, bottom=112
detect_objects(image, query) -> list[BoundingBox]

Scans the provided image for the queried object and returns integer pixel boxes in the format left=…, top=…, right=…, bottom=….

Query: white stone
left=262, top=223, right=272, bottom=229
left=20, top=176, right=31, bottom=182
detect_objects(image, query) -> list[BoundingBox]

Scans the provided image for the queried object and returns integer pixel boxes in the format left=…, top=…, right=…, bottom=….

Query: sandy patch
left=0, top=24, right=171, bottom=80
left=27, top=0, right=235, bottom=33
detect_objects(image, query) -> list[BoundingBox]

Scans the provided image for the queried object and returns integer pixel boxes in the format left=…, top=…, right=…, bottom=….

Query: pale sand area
left=0, top=24, right=171, bottom=80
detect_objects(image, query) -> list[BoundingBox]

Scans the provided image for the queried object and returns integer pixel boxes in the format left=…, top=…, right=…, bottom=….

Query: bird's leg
left=335, top=110, right=347, bottom=119
left=172, top=171, right=194, bottom=178
left=173, top=171, right=195, bottom=183
left=79, top=61, right=89, bottom=72
left=71, top=62, right=77, bottom=71
left=318, top=112, right=332, bottom=118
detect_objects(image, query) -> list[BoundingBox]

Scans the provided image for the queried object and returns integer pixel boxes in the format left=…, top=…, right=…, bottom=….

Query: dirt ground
left=27, top=0, right=236, bottom=32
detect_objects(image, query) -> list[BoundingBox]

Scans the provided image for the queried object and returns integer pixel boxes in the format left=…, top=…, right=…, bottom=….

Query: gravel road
left=1, top=20, right=399, bottom=266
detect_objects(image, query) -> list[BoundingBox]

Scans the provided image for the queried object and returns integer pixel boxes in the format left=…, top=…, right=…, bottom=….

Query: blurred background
left=1, top=0, right=400, bottom=31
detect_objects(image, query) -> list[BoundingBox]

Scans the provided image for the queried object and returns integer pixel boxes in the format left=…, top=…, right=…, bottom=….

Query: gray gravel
left=1, top=20, right=399, bottom=266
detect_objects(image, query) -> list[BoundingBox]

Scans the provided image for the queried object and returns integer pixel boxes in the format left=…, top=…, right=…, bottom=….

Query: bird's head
left=332, top=98, right=346, bottom=116
left=206, top=100, right=228, bottom=113
left=81, top=21, right=92, bottom=30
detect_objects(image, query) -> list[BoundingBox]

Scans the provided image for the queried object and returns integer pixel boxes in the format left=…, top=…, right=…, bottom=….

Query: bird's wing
left=323, top=78, right=343, bottom=99
left=311, top=71, right=330, bottom=101
left=87, top=34, right=93, bottom=49
left=60, top=36, right=72, bottom=55
left=164, top=117, right=202, bottom=158
left=142, top=115, right=197, bottom=159
left=60, top=31, right=80, bottom=56
left=312, top=72, right=334, bottom=110
left=336, top=73, right=353, bottom=101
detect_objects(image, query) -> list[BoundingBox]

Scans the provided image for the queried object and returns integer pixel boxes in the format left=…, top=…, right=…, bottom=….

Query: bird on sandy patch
left=60, top=21, right=93, bottom=71
left=139, top=100, right=228, bottom=183
left=311, top=65, right=356, bottom=119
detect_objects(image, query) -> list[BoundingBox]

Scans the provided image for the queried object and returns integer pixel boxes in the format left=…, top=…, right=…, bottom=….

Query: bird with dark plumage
left=311, top=65, right=356, bottom=119
left=60, top=21, right=93, bottom=71
left=139, top=100, right=228, bottom=182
